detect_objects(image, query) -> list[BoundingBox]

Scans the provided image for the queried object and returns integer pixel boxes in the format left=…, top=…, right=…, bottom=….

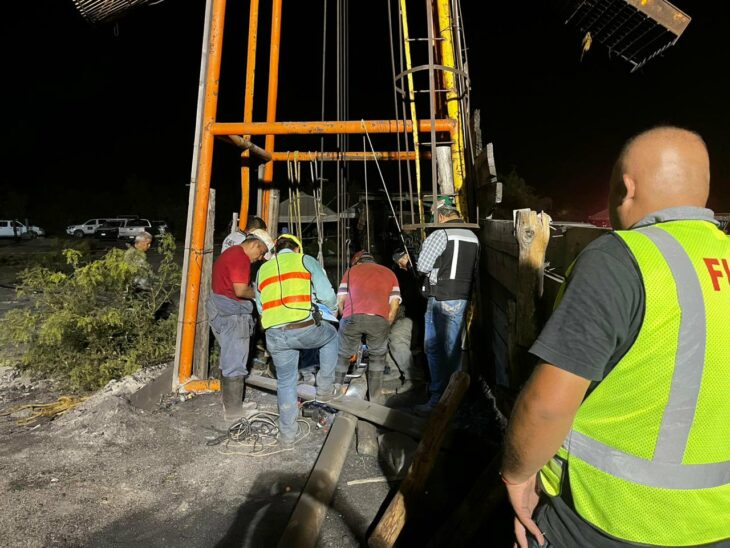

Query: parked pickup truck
left=66, top=218, right=126, bottom=238
left=0, top=220, right=46, bottom=238
left=118, top=218, right=153, bottom=241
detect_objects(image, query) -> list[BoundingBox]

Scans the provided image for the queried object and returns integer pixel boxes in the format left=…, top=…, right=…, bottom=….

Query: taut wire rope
left=361, top=120, right=413, bottom=267
left=362, top=136, right=371, bottom=251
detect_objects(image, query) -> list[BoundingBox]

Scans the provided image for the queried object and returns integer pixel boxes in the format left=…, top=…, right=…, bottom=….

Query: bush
left=0, top=235, right=181, bottom=390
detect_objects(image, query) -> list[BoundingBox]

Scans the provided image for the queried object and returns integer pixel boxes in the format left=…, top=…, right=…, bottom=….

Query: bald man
left=501, top=127, right=730, bottom=548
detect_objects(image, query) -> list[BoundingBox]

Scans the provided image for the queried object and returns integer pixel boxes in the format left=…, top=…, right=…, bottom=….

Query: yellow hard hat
left=276, top=233, right=303, bottom=252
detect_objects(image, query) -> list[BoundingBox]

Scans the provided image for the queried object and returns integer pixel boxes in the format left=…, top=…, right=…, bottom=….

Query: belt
left=280, top=318, right=316, bottom=331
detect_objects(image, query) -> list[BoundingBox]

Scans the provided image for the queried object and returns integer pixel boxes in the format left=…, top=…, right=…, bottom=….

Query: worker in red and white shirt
left=336, top=251, right=401, bottom=403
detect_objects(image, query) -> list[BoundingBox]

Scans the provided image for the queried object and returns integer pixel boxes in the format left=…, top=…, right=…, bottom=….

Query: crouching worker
left=255, top=234, right=339, bottom=445
left=337, top=251, right=401, bottom=404
left=207, top=236, right=269, bottom=421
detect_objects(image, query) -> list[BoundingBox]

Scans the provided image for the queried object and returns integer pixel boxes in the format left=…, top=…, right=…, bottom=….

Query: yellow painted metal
left=436, top=0, right=466, bottom=214
left=239, top=0, right=260, bottom=229
left=261, top=0, right=284, bottom=226
left=400, top=0, right=425, bottom=232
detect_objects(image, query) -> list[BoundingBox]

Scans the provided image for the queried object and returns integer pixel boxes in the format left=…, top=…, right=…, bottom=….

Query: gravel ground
left=0, top=237, right=511, bottom=547
left=0, top=363, right=396, bottom=547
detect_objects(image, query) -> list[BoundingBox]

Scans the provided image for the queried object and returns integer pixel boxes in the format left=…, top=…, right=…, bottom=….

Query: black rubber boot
left=367, top=370, right=385, bottom=405
left=221, top=376, right=245, bottom=421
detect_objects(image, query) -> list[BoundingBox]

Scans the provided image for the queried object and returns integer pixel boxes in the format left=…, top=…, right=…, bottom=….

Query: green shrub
left=0, top=235, right=181, bottom=390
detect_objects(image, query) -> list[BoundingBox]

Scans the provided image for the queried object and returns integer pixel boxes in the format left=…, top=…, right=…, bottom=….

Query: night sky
left=1, top=0, right=728, bottom=234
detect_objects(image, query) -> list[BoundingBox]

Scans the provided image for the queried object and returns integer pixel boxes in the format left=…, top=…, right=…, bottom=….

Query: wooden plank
left=482, top=219, right=518, bottom=248
left=486, top=250, right=518, bottom=295
left=193, top=188, right=215, bottom=379
left=245, top=375, right=426, bottom=439
left=488, top=278, right=512, bottom=314
left=368, top=371, right=470, bottom=548
left=483, top=239, right=519, bottom=257
left=491, top=300, right=510, bottom=347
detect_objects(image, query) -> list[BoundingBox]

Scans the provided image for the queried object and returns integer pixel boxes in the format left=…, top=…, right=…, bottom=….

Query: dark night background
left=1, top=0, right=727, bottom=235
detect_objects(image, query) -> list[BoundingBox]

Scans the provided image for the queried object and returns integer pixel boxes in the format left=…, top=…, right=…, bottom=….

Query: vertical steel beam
left=172, top=0, right=213, bottom=391
left=178, top=0, right=227, bottom=387
left=435, top=0, right=465, bottom=205
left=260, top=0, right=284, bottom=226
left=239, top=0, right=261, bottom=229
left=399, top=0, right=425, bottom=234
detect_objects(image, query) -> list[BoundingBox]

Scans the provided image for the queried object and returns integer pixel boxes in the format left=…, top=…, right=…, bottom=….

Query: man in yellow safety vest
left=255, top=234, right=339, bottom=445
left=501, top=127, right=730, bottom=547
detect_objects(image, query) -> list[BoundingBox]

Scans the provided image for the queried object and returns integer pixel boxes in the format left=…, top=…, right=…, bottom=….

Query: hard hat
left=276, top=233, right=304, bottom=252
left=392, top=248, right=408, bottom=263
left=430, top=195, right=457, bottom=213
left=351, top=250, right=374, bottom=266
left=250, top=229, right=275, bottom=252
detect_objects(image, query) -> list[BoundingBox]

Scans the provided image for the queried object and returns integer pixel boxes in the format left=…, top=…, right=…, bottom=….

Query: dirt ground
left=0, top=236, right=509, bottom=547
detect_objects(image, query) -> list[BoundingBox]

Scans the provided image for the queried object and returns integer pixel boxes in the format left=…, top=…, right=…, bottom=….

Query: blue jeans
left=266, top=322, right=338, bottom=440
left=424, top=297, right=467, bottom=406
left=206, top=294, right=254, bottom=378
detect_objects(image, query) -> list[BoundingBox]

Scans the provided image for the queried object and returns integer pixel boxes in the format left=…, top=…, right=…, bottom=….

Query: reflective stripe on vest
left=540, top=221, right=730, bottom=545
left=258, top=253, right=312, bottom=329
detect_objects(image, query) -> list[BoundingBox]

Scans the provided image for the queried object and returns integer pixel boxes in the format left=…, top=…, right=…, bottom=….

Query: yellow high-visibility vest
left=258, top=252, right=312, bottom=329
left=540, top=220, right=730, bottom=546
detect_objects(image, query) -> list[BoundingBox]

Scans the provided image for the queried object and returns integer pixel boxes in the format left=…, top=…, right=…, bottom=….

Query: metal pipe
left=172, top=0, right=213, bottom=391
left=178, top=0, right=227, bottom=387
left=426, top=0, right=439, bottom=217
left=277, top=374, right=366, bottom=546
left=261, top=0, right=284, bottom=226
left=399, top=0, right=425, bottom=233
left=239, top=0, right=260, bottom=229
left=268, top=150, right=429, bottom=161
left=436, top=0, right=466, bottom=206
left=277, top=412, right=358, bottom=547
left=211, top=119, right=454, bottom=136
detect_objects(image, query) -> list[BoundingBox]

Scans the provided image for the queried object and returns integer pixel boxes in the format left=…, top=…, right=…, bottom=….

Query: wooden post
left=511, top=210, right=551, bottom=387
left=514, top=210, right=551, bottom=346
left=368, top=371, right=470, bottom=548
left=193, top=188, right=215, bottom=379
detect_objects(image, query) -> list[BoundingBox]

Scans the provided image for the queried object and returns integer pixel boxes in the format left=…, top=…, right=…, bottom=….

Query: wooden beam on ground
left=368, top=371, right=470, bottom=548
left=277, top=379, right=365, bottom=547
left=193, top=188, right=215, bottom=379
left=427, top=453, right=503, bottom=548
left=245, top=374, right=426, bottom=439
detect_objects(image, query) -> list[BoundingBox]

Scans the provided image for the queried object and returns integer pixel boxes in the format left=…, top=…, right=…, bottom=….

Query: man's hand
left=504, top=473, right=545, bottom=548
left=233, top=282, right=254, bottom=300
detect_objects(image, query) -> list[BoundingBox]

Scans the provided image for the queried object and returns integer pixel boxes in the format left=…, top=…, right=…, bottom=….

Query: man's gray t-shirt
left=528, top=208, right=730, bottom=548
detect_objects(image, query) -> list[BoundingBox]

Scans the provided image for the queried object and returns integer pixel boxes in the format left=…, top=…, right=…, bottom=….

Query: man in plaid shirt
left=415, top=197, right=479, bottom=415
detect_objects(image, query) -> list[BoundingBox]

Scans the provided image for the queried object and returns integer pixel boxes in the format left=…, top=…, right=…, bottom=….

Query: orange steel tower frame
left=175, top=0, right=467, bottom=392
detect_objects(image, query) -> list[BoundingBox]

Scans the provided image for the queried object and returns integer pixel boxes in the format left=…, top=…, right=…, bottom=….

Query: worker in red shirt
left=206, top=236, right=269, bottom=421
left=336, top=251, right=401, bottom=403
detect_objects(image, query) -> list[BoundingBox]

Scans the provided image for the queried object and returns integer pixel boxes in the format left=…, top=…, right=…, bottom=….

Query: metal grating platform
left=72, top=0, right=161, bottom=24
left=563, top=0, right=691, bottom=71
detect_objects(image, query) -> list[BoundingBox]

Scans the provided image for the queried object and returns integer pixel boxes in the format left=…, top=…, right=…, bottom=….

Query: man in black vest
left=415, top=196, right=479, bottom=414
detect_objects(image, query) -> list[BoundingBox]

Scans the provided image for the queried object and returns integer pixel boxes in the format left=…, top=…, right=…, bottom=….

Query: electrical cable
left=212, top=411, right=313, bottom=457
